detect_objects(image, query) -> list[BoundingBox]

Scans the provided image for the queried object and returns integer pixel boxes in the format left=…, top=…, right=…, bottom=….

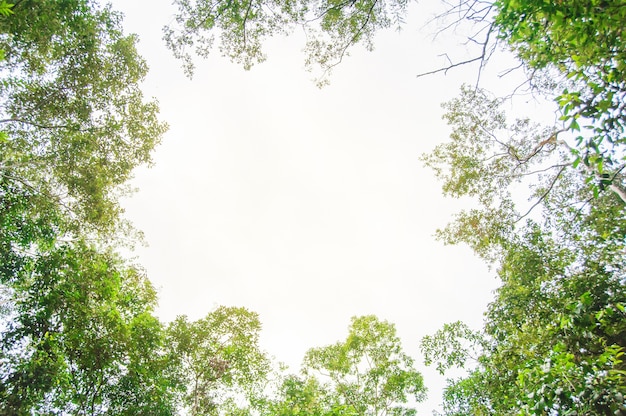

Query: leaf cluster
left=0, top=2, right=178, bottom=414
left=164, top=0, right=411, bottom=84
left=296, top=315, right=426, bottom=416
left=492, top=0, right=626, bottom=187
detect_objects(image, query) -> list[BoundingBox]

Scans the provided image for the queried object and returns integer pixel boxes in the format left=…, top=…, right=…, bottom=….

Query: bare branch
left=305, top=0, right=356, bottom=24
left=242, top=0, right=254, bottom=48
left=516, top=165, right=567, bottom=222
left=416, top=55, right=484, bottom=78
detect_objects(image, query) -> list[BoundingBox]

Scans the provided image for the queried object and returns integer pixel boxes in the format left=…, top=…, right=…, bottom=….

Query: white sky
left=114, top=1, right=502, bottom=413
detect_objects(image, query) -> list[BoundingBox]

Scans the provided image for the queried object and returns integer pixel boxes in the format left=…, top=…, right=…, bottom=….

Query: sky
left=113, top=1, right=502, bottom=413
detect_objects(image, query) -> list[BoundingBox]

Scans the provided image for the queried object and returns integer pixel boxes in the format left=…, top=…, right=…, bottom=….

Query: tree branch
left=416, top=55, right=484, bottom=78
left=515, top=165, right=567, bottom=222
left=0, top=118, right=81, bottom=131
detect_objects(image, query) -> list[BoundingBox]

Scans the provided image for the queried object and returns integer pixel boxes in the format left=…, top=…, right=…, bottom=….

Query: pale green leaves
left=420, top=321, right=484, bottom=376
left=302, top=0, right=406, bottom=86
left=165, top=0, right=410, bottom=85
left=166, top=306, right=271, bottom=415
left=0, top=0, right=167, bottom=235
left=301, top=315, right=426, bottom=416
left=164, top=0, right=298, bottom=76
left=421, top=85, right=573, bottom=260
left=258, top=315, right=425, bottom=416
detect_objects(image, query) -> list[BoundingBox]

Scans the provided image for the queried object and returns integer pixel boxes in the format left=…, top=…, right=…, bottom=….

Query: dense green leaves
left=1, top=176, right=176, bottom=415
left=0, top=0, right=167, bottom=234
left=421, top=194, right=626, bottom=415
left=166, top=307, right=271, bottom=415
left=0, top=1, right=174, bottom=413
left=492, top=0, right=626, bottom=189
left=297, top=315, right=426, bottom=416
left=0, top=237, right=176, bottom=414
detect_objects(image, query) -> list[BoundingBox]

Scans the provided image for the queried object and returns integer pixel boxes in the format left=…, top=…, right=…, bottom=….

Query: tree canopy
left=1, top=0, right=625, bottom=414
left=415, top=2, right=626, bottom=414
left=166, top=0, right=626, bottom=186
left=264, top=315, right=426, bottom=416
left=0, top=1, right=172, bottom=413
left=163, top=0, right=626, bottom=413
left=166, top=307, right=271, bottom=415
left=421, top=194, right=626, bottom=414
left=164, top=0, right=411, bottom=84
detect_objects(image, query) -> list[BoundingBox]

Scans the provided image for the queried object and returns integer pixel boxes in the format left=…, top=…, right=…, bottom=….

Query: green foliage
left=2, top=3, right=428, bottom=415
left=423, top=82, right=626, bottom=414
left=0, top=1, right=12, bottom=17
left=0, top=233, right=176, bottom=414
left=264, top=375, right=352, bottom=416
left=164, top=0, right=297, bottom=75
left=421, top=321, right=484, bottom=376
left=0, top=2, right=174, bottom=413
left=297, top=315, right=426, bottom=416
left=1, top=177, right=177, bottom=415
left=4, top=0, right=625, bottom=414
left=165, top=0, right=410, bottom=84
left=166, top=306, right=271, bottom=415
left=492, top=0, right=626, bottom=185
left=167, top=0, right=626, bottom=180
left=257, top=316, right=426, bottom=416
left=422, top=4, right=626, bottom=407
left=422, top=85, right=579, bottom=259
left=422, top=197, right=626, bottom=415
left=0, top=0, right=167, bottom=234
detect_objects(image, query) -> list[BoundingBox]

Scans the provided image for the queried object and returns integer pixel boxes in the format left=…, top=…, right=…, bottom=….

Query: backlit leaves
left=302, top=315, right=426, bottom=416
left=165, top=0, right=410, bottom=84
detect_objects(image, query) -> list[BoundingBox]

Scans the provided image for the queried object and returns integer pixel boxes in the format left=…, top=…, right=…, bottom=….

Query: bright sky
left=114, top=1, right=501, bottom=413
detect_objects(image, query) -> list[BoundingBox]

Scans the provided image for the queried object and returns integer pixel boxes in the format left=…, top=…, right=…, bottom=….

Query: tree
left=4, top=0, right=624, bottom=413
left=0, top=0, right=167, bottom=235
left=164, top=0, right=410, bottom=84
left=414, top=6, right=626, bottom=410
left=287, top=315, right=426, bottom=416
left=0, top=1, right=173, bottom=413
left=419, top=80, right=626, bottom=416
left=492, top=0, right=626, bottom=176
left=166, top=0, right=626, bottom=191
left=421, top=85, right=581, bottom=259
left=166, top=306, right=271, bottom=415
left=0, top=200, right=177, bottom=414
left=263, top=374, right=350, bottom=416
left=421, top=188, right=626, bottom=415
